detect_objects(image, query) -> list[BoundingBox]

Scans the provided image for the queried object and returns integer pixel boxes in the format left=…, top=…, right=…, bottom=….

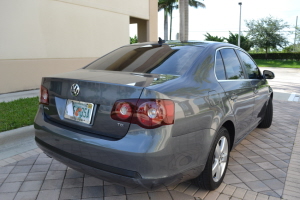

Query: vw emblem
left=70, top=83, right=80, bottom=96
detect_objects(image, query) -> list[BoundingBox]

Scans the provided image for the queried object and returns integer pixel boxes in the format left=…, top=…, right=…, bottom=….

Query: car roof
left=127, top=40, right=238, bottom=49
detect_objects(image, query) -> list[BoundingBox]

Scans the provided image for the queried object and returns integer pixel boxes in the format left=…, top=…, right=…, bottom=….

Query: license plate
left=64, top=100, right=94, bottom=124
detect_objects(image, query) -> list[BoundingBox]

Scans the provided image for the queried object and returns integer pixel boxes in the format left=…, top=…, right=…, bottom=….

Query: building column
left=148, top=0, right=158, bottom=42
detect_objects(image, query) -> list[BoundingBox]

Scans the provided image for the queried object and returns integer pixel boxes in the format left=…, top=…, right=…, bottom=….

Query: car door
left=236, top=50, right=270, bottom=128
left=215, top=48, right=255, bottom=142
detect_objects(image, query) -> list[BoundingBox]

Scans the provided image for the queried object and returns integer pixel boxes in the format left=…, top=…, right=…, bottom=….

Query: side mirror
left=263, top=70, right=275, bottom=79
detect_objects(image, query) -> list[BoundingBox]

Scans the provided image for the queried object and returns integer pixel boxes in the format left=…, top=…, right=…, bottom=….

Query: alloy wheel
left=212, top=136, right=228, bottom=182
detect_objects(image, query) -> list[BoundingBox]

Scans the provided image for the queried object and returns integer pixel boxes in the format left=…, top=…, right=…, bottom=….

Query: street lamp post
left=238, top=2, right=242, bottom=47
left=294, top=16, right=298, bottom=52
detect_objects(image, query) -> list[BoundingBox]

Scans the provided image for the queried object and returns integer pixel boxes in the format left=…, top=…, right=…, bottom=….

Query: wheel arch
left=270, top=92, right=273, bottom=100
left=221, top=120, right=235, bottom=151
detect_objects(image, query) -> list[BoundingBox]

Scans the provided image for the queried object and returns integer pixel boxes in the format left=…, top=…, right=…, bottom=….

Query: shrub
left=249, top=53, right=300, bottom=61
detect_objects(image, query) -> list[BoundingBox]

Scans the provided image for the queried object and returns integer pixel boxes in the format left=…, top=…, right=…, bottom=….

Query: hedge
left=249, top=53, right=300, bottom=60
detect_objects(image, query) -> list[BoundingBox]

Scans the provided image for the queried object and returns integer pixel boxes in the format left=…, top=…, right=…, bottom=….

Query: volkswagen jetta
left=34, top=40, right=274, bottom=190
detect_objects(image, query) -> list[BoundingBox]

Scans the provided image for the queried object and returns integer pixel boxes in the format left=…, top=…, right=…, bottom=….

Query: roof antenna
left=158, top=37, right=165, bottom=45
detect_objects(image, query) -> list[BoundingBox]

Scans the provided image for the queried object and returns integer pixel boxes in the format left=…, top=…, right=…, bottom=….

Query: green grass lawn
left=0, top=97, right=39, bottom=132
left=254, top=59, right=300, bottom=68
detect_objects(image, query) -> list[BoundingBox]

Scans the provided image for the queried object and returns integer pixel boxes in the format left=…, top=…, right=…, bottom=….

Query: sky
left=130, top=0, right=300, bottom=44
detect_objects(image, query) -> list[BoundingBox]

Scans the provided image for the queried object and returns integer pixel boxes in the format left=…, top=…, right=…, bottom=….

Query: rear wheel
left=193, top=127, right=230, bottom=190
left=258, top=98, right=273, bottom=128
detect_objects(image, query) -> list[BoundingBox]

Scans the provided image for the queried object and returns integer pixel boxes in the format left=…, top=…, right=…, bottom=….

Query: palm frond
left=158, top=1, right=168, bottom=11
left=188, top=0, right=206, bottom=9
left=158, top=0, right=178, bottom=12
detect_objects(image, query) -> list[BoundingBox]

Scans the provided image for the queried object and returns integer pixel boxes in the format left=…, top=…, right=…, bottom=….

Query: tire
left=192, top=127, right=230, bottom=190
left=258, top=98, right=273, bottom=128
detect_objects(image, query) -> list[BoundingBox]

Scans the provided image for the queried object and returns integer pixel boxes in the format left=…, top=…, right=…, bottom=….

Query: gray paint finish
left=34, top=41, right=273, bottom=190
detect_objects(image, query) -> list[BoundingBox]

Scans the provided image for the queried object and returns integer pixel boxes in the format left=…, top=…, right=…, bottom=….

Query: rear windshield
left=85, top=44, right=204, bottom=75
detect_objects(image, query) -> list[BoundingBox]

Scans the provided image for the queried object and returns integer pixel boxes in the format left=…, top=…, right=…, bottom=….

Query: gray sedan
left=34, top=41, right=274, bottom=190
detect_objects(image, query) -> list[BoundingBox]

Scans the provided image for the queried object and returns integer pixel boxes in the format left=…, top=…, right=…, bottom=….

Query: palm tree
left=159, top=0, right=205, bottom=41
left=179, top=0, right=205, bottom=42
left=226, top=32, right=253, bottom=51
left=159, top=0, right=181, bottom=41
left=168, top=2, right=178, bottom=40
left=158, top=0, right=174, bottom=41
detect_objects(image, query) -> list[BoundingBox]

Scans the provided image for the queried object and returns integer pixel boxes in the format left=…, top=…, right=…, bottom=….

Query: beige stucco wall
left=57, top=0, right=150, bottom=20
left=0, top=0, right=158, bottom=94
left=0, top=0, right=129, bottom=59
left=148, top=0, right=158, bottom=42
left=0, top=58, right=97, bottom=93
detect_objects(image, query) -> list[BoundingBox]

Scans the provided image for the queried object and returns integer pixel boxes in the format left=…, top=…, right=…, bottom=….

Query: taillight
left=40, top=85, right=49, bottom=105
left=111, top=100, right=136, bottom=122
left=111, top=99, right=174, bottom=129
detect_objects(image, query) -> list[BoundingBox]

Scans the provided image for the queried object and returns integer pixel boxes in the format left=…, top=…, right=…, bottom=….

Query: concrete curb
left=0, top=125, right=37, bottom=160
left=0, top=125, right=34, bottom=146
left=0, top=89, right=39, bottom=103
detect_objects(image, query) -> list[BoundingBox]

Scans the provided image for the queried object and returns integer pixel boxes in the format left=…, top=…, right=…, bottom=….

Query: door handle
left=230, top=94, right=238, bottom=100
left=253, top=85, right=258, bottom=94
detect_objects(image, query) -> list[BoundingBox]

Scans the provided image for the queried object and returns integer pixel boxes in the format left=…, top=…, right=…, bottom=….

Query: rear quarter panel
left=144, top=44, right=234, bottom=138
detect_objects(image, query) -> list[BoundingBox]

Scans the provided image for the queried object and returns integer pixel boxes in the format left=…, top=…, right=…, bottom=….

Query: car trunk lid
left=42, top=69, right=165, bottom=139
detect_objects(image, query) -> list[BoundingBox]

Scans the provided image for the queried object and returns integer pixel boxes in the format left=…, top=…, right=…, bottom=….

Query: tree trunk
left=179, top=0, right=189, bottom=42
left=164, top=10, right=168, bottom=41
left=265, top=47, right=268, bottom=59
left=169, top=9, right=173, bottom=40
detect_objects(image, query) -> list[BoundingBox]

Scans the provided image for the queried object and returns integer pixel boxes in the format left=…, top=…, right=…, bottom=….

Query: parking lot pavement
left=0, top=99, right=299, bottom=200
left=260, top=67, right=300, bottom=103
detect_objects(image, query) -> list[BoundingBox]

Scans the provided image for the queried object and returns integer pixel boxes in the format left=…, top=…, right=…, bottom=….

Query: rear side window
left=237, top=50, right=261, bottom=79
left=85, top=45, right=204, bottom=76
left=220, top=49, right=244, bottom=80
left=215, top=51, right=226, bottom=80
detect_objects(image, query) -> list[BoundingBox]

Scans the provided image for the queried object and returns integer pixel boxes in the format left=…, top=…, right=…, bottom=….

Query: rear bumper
left=35, top=137, right=141, bottom=179
left=34, top=107, right=215, bottom=189
left=36, top=137, right=185, bottom=190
